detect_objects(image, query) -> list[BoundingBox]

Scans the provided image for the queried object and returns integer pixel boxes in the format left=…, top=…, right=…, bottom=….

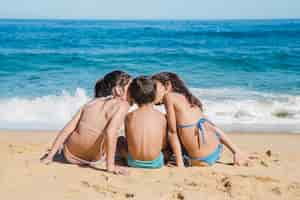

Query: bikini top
left=177, top=118, right=217, bottom=146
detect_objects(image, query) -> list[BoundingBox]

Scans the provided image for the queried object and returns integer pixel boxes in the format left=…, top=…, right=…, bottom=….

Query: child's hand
left=40, top=153, right=52, bottom=165
left=177, top=162, right=185, bottom=168
left=115, top=166, right=129, bottom=175
left=233, top=151, right=250, bottom=166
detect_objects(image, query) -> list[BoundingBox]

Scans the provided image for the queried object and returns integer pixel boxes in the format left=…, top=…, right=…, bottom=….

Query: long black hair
left=94, top=70, right=131, bottom=98
left=152, top=72, right=203, bottom=111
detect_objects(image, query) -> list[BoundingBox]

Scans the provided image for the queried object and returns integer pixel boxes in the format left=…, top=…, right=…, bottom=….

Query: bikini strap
left=197, top=118, right=207, bottom=144
left=177, top=118, right=212, bottom=145
left=199, top=118, right=219, bottom=143
left=177, top=123, right=197, bottom=128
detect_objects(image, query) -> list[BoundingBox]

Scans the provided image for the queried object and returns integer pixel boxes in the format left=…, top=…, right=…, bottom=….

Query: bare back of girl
left=168, top=92, right=220, bottom=165
left=64, top=97, right=127, bottom=164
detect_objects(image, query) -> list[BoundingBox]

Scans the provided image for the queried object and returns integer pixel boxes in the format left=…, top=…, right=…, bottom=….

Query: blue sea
left=0, top=19, right=299, bottom=132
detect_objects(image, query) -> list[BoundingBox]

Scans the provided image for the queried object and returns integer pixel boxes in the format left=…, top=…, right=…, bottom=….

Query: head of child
left=128, top=76, right=156, bottom=107
left=94, top=70, right=132, bottom=101
left=152, top=72, right=203, bottom=111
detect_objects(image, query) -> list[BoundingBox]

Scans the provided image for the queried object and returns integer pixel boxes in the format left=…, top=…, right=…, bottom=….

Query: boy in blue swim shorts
left=121, top=76, right=168, bottom=169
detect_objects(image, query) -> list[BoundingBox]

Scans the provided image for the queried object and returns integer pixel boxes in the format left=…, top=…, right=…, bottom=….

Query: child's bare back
left=164, top=92, right=220, bottom=159
left=122, top=76, right=167, bottom=169
left=126, top=106, right=167, bottom=161
left=65, top=97, right=128, bottom=162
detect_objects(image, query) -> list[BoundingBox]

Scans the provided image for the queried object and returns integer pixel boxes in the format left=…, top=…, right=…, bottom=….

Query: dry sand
left=0, top=131, right=300, bottom=200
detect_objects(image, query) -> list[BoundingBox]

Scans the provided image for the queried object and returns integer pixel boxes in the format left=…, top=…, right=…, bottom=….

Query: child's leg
left=63, top=146, right=87, bottom=165
left=190, top=160, right=210, bottom=167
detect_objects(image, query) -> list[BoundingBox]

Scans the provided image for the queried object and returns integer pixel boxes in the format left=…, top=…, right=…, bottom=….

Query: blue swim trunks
left=127, top=152, right=164, bottom=169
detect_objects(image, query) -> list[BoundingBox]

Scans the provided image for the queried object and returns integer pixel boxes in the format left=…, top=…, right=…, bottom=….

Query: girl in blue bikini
left=152, top=72, right=249, bottom=167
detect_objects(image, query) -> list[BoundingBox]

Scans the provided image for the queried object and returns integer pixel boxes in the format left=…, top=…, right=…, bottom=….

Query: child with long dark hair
left=41, top=70, right=132, bottom=174
left=152, top=72, right=249, bottom=167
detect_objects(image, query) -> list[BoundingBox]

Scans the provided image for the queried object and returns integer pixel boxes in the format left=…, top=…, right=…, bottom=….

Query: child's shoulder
left=126, top=109, right=135, bottom=118
left=126, top=107, right=165, bottom=121
left=166, top=92, right=184, bottom=98
left=165, top=92, right=186, bottom=102
left=152, top=108, right=167, bottom=119
left=107, top=98, right=130, bottom=110
left=125, top=108, right=136, bottom=122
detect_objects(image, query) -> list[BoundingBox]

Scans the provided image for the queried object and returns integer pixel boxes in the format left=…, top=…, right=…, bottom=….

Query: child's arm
left=210, top=125, right=249, bottom=166
left=165, top=95, right=184, bottom=167
left=40, top=108, right=83, bottom=164
left=105, top=102, right=129, bottom=174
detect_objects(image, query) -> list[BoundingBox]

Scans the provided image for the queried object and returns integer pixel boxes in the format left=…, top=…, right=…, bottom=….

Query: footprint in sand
left=238, top=174, right=280, bottom=183
left=81, top=181, right=90, bottom=188
left=183, top=178, right=199, bottom=188
left=271, top=187, right=282, bottom=195
left=260, top=160, right=269, bottom=167
left=248, top=150, right=280, bottom=167
left=287, top=182, right=300, bottom=196
left=8, top=144, right=27, bottom=154
left=176, top=192, right=185, bottom=200
left=220, top=177, right=233, bottom=194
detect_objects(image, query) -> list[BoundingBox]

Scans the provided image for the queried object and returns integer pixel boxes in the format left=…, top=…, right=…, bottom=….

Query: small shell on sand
left=125, top=193, right=135, bottom=198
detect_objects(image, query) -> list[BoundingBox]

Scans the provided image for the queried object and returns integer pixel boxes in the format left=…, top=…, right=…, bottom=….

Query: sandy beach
left=0, top=131, right=299, bottom=200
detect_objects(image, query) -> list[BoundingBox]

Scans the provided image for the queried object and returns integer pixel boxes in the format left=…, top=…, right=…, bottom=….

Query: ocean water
left=0, top=19, right=300, bottom=132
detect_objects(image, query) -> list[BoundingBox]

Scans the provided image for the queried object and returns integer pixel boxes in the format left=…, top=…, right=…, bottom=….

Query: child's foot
left=233, top=151, right=251, bottom=166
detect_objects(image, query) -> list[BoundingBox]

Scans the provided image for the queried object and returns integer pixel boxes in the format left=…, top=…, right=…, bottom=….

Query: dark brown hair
left=94, top=70, right=131, bottom=98
left=152, top=72, right=203, bottom=111
left=129, top=76, right=156, bottom=106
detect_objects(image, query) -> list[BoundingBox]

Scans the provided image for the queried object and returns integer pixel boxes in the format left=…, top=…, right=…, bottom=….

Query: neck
left=138, top=103, right=154, bottom=109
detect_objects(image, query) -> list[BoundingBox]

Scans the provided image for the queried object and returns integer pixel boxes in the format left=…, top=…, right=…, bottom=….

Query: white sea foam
left=0, top=87, right=299, bottom=133
left=191, top=88, right=300, bottom=133
left=0, top=88, right=90, bottom=130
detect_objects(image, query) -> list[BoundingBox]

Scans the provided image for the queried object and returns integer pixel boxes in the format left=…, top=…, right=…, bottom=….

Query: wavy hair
left=94, top=70, right=131, bottom=98
left=152, top=72, right=203, bottom=111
